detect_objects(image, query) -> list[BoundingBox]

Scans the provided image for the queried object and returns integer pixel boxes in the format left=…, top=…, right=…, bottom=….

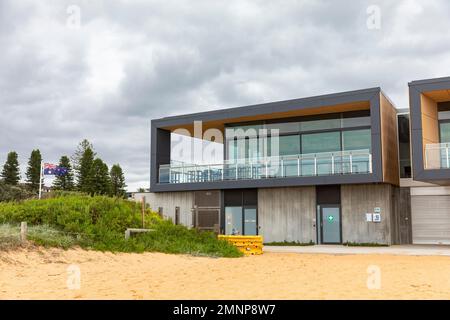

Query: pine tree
left=72, top=139, right=96, bottom=178
left=25, top=149, right=42, bottom=192
left=53, top=156, right=74, bottom=191
left=89, top=158, right=111, bottom=195
left=1, top=151, right=20, bottom=185
left=110, top=164, right=126, bottom=198
left=77, top=147, right=95, bottom=193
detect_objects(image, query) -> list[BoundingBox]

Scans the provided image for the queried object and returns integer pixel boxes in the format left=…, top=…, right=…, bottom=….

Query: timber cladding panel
left=258, top=187, right=316, bottom=243
left=420, top=93, right=439, bottom=166
left=379, top=93, right=400, bottom=186
left=341, top=184, right=392, bottom=244
left=420, top=94, right=439, bottom=143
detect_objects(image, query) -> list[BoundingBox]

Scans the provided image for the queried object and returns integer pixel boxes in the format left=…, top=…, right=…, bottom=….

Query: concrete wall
left=134, top=192, right=194, bottom=227
left=341, top=184, right=392, bottom=244
left=258, top=187, right=316, bottom=243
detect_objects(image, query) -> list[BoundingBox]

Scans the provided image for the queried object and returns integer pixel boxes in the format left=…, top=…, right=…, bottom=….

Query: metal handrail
left=159, top=149, right=372, bottom=183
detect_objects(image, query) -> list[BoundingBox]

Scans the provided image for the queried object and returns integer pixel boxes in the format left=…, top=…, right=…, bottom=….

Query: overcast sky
left=1, top=0, right=450, bottom=191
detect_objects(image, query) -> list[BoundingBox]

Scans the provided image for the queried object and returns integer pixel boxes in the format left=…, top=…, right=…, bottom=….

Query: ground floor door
left=223, top=189, right=258, bottom=235
left=316, top=185, right=341, bottom=244
left=320, top=205, right=342, bottom=244
left=193, top=190, right=221, bottom=233
left=224, top=206, right=258, bottom=235
left=411, top=195, right=450, bottom=245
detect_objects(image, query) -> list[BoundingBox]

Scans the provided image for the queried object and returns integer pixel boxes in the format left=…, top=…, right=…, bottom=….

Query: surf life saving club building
left=141, top=76, right=450, bottom=246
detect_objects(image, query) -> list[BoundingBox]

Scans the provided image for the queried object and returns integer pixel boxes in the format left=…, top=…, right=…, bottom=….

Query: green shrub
left=264, top=240, right=315, bottom=246
left=0, top=181, right=34, bottom=202
left=0, top=194, right=241, bottom=257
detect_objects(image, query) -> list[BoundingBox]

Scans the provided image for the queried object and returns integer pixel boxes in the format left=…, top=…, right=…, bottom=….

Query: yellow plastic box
left=218, top=235, right=264, bottom=255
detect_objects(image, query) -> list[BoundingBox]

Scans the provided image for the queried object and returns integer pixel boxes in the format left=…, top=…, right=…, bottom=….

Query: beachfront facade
left=142, top=77, right=450, bottom=245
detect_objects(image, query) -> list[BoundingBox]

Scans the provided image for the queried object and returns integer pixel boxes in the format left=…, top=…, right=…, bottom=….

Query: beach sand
left=1, top=247, right=449, bottom=299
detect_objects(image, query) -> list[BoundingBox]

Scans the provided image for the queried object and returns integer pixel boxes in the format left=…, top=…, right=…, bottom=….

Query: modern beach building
left=138, top=76, right=450, bottom=246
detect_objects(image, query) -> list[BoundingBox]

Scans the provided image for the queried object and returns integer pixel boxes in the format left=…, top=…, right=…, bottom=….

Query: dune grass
left=0, top=223, right=80, bottom=249
left=0, top=193, right=242, bottom=257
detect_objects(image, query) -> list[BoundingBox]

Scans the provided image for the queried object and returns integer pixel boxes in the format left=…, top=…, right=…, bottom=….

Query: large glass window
left=342, top=110, right=371, bottom=128
left=246, top=137, right=259, bottom=160
left=440, top=122, right=450, bottom=143
left=342, top=129, right=371, bottom=151
left=265, top=122, right=300, bottom=135
left=301, top=132, right=341, bottom=175
left=278, top=135, right=300, bottom=176
left=226, top=139, right=237, bottom=161
left=225, top=110, right=371, bottom=170
left=302, top=131, right=341, bottom=154
left=300, top=118, right=341, bottom=132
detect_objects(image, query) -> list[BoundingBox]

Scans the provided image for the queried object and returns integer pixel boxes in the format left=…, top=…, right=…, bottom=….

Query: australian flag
left=44, top=163, right=68, bottom=176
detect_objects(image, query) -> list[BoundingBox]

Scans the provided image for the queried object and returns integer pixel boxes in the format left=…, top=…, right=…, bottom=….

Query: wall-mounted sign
left=373, top=213, right=381, bottom=222
left=327, top=215, right=334, bottom=223
left=374, top=207, right=381, bottom=213
left=366, top=213, right=373, bottom=222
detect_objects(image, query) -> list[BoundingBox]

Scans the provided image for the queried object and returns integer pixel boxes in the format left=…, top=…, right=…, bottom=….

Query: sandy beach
left=1, top=247, right=449, bottom=299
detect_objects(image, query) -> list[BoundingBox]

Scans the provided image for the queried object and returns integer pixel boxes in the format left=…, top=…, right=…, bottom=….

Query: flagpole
left=38, top=161, right=43, bottom=200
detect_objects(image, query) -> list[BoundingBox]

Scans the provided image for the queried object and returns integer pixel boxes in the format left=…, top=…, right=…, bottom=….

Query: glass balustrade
left=158, top=149, right=372, bottom=184
left=424, top=143, right=450, bottom=169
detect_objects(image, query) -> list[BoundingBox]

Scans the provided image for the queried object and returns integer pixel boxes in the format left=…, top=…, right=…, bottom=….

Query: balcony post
left=208, top=165, right=211, bottom=181
left=281, top=159, right=284, bottom=177
left=250, top=161, right=253, bottom=179
left=169, top=166, right=172, bottom=183
left=350, top=153, right=353, bottom=174
left=235, top=163, right=238, bottom=180
left=369, top=153, right=372, bottom=173
left=221, top=164, right=224, bottom=181
left=265, top=161, right=268, bottom=178
left=297, top=156, right=300, bottom=176
left=331, top=154, right=335, bottom=175
left=314, top=155, right=317, bottom=176
left=425, top=148, right=428, bottom=169
left=446, top=144, right=449, bottom=169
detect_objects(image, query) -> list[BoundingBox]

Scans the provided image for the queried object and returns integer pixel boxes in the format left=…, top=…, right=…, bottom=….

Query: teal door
left=321, top=206, right=341, bottom=244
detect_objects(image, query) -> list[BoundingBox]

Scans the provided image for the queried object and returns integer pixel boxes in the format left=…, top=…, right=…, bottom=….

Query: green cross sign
left=327, top=215, right=334, bottom=223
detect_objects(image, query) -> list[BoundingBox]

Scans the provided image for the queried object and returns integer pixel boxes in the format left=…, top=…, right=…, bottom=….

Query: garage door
left=411, top=195, right=450, bottom=244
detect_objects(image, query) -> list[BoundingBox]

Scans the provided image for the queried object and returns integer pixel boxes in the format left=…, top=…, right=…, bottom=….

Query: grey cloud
left=1, top=0, right=450, bottom=191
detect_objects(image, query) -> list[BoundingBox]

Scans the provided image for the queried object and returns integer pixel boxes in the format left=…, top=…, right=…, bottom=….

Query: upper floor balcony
left=159, top=149, right=372, bottom=184
left=409, top=77, right=450, bottom=184
left=151, top=87, right=399, bottom=192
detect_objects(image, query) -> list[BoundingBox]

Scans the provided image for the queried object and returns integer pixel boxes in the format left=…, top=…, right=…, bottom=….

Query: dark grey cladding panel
left=409, top=76, right=450, bottom=92
left=369, top=93, right=383, bottom=181
left=417, top=170, right=450, bottom=182
left=410, top=129, right=424, bottom=179
left=408, top=87, right=422, bottom=131
left=152, top=87, right=381, bottom=128
left=150, top=127, right=170, bottom=187
left=150, top=174, right=380, bottom=193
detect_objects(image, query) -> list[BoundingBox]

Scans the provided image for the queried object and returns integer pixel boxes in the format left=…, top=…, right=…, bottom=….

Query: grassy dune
left=0, top=193, right=241, bottom=257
